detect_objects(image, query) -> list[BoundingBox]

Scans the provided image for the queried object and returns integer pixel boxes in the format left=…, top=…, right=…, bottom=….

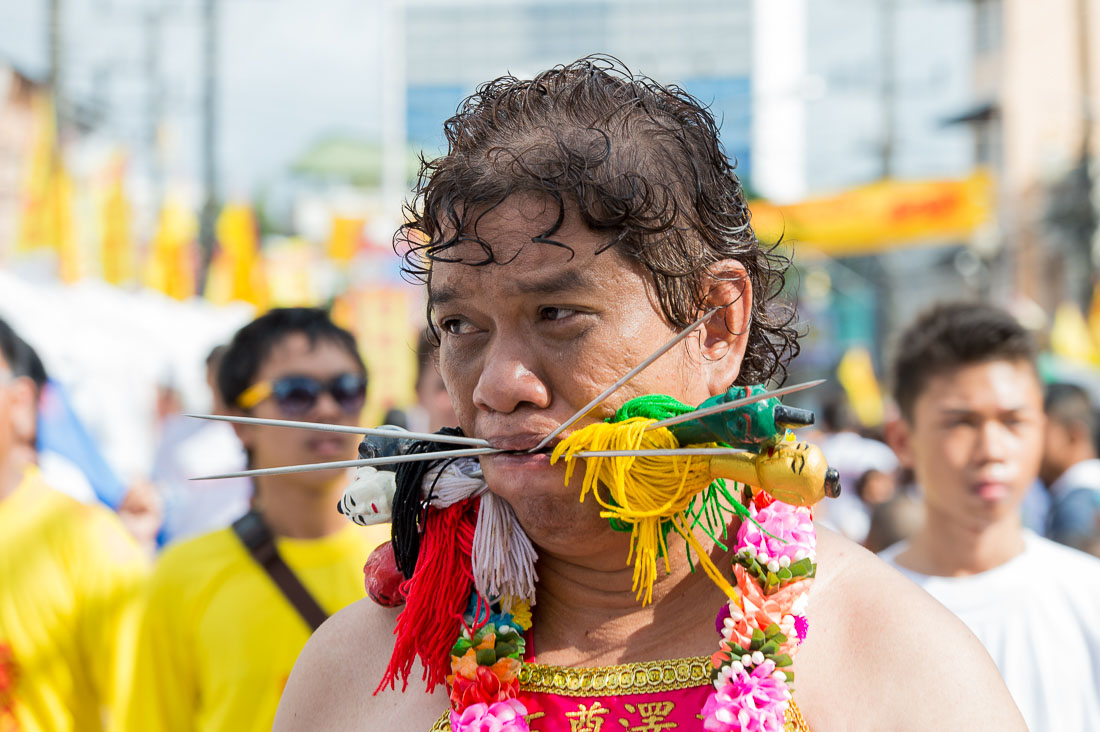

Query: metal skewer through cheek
left=643, top=379, right=826, bottom=431
left=182, top=413, right=491, bottom=447
left=191, top=447, right=502, bottom=480
left=192, top=445, right=754, bottom=481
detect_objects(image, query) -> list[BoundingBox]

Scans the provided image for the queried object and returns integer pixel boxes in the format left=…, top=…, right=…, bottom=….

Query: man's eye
left=440, top=318, right=473, bottom=335
left=539, top=307, right=575, bottom=322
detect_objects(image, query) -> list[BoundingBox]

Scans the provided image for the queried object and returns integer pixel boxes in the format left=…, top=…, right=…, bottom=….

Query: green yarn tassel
left=605, top=393, right=769, bottom=556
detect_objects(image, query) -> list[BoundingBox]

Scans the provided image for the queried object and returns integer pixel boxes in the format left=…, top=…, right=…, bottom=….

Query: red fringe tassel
left=375, top=498, right=479, bottom=694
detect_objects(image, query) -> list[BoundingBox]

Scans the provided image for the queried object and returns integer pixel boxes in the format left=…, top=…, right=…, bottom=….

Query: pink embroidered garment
left=429, top=655, right=811, bottom=731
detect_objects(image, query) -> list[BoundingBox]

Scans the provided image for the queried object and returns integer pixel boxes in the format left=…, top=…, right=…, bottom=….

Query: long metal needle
left=528, top=306, right=720, bottom=452
left=191, top=447, right=502, bottom=481
left=644, top=379, right=826, bottom=431
left=183, top=413, right=491, bottom=447
left=571, top=448, right=746, bottom=458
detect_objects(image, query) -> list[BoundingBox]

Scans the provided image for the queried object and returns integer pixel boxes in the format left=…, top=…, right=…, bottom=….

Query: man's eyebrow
left=429, top=268, right=596, bottom=309
left=938, top=405, right=1031, bottom=417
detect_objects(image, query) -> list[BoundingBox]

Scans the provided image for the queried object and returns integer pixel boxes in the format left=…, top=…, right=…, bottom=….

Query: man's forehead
left=920, top=359, right=1041, bottom=412
left=430, top=262, right=601, bottom=307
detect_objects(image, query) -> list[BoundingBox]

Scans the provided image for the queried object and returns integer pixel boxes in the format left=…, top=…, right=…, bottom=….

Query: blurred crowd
left=2, top=299, right=1100, bottom=731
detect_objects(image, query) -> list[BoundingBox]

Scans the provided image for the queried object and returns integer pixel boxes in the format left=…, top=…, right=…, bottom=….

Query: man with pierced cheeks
left=275, top=58, right=1025, bottom=731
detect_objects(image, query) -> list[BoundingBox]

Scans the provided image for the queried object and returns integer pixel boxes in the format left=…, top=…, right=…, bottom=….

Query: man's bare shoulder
left=795, top=528, right=1025, bottom=731
left=274, top=598, right=447, bottom=731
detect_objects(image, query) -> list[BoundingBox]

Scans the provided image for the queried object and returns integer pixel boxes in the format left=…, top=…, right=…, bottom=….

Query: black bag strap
left=231, top=510, right=329, bottom=632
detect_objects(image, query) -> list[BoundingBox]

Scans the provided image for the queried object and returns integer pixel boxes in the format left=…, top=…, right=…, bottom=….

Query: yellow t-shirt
left=124, top=519, right=389, bottom=732
left=0, top=465, right=148, bottom=732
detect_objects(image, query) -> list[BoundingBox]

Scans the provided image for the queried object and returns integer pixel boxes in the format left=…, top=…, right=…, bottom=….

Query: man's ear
left=9, top=377, right=39, bottom=445
left=700, top=259, right=752, bottom=393
left=884, top=417, right=914, bottom=469
left=227, top=407, right=255, bottom=450
left=1067, top=420, right=1091, bottom=451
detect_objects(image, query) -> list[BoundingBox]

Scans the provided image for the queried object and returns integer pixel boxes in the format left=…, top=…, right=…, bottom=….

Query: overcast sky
left=0, top=0, right=388, bottom=196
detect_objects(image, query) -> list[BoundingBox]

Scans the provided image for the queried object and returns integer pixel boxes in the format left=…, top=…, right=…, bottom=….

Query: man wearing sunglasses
left=126, top=308, right=389, bottom=732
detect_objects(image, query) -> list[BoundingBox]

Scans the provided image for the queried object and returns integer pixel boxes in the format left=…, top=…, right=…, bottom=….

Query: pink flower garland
left=704, top=501, right=817, bottom=732
left=449, top=699, right=530, bottom=732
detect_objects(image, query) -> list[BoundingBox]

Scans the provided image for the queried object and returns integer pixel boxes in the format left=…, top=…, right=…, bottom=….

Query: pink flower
left=449, top=699, right=530, bottom=732
left=736, top=502, right=815, bottom=564
left=734, top=564, right=812, bottom=646
left=702, top=661, right=792, bottom=732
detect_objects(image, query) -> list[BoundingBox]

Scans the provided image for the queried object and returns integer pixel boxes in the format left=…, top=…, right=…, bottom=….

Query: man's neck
left=254, top=474, right=349, bottom=540
left=901, top=509, right=1025, bottom=577
left=532, top=529, right=735, bottom=666
left=0, top=448, right=34, bottom=503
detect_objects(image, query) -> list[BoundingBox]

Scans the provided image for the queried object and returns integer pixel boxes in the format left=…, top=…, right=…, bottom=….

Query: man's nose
left=471, top=340, right=550, bottom=415
left=311, top=388, right=348, bottom=422
left=975, top=419, right=1014, bottom=462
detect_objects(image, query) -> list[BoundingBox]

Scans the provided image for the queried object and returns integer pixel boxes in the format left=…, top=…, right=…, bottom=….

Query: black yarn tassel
left=390, top=426, right=469, bottom=579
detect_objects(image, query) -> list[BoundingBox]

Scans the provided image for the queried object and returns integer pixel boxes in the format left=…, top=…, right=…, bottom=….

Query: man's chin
left=481, top=456, right=575, bottom=503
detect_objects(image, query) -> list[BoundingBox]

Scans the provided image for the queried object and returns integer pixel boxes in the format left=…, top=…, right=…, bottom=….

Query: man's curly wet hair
left=398, top=55, right=799, bottom=385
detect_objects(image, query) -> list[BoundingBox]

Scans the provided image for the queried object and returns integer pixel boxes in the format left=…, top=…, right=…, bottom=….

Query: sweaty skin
left=273, top=197, right=1026, bottom=731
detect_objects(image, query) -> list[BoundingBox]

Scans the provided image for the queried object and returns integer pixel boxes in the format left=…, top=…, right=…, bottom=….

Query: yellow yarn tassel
left=551, top=418, right=739, bottom=606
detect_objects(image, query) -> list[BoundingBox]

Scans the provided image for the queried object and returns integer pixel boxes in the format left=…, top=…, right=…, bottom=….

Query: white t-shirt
left=881, top=532, right=1100, bottom=732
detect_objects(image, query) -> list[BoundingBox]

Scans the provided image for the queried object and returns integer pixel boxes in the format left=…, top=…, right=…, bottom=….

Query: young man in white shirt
left=881, top=302, right=1100, bottom=732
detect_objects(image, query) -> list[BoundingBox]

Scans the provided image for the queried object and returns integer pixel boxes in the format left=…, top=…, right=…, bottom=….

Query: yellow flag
left=836, top=346, right=885, bottom=428
left=144, top=196, right=198, bottom=300
left=1051, top=302, right=1100, bottom=366
left=205, top=203, right=269, bottom=310
left=266, top=237, right=316, bottom=306
left=349, top=287, right=416, bottom=425
left=99, top=158, right=134, bottom=285
left=52, top=166, right=79, bottom=283
left=16, top=93, right=57, bottom=253
left=327, top=216, right=364, bottom=265
left=1087, top=285, right=1100, bottom=356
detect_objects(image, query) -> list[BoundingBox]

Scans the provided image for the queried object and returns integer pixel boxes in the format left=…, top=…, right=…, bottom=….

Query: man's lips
left=484, top=434, right=558, bottom=453
left=971, top=480, right=1010, bottom=502
left=307, top=435, right=353, bottom=456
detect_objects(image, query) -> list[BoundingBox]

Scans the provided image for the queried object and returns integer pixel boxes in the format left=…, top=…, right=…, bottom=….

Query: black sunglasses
left=237, top=373, right=367, bottom=416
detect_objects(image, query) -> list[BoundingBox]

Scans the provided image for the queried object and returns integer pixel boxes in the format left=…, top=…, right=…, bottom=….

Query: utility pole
left=879, top=0, right=897, bottom=180
left=381, top=0, right=408, bottom=220
left=48, top=0, right=62, bottom=141
left=1077, top=0, right=1099, bottom=306
left=198, top=0, right=219, bottom=288
left=144, top=2, right=165, bottom=209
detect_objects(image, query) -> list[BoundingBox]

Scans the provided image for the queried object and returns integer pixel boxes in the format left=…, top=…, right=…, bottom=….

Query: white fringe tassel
left=422, top=458, right=539, bottom=606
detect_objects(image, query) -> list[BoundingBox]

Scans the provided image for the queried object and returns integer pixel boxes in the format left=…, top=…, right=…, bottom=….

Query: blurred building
left=754, top=0, right=982, bottom=377
left=404, top=0, right=753, bottom=182
left=951, top=0, right=1100, bottom=315
left=754, top=0, right=975, bottom=203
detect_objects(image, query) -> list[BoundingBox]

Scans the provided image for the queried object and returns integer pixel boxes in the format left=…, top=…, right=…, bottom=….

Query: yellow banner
left=99, top=156, right=134, bottom=285
left=349, top=288, right=417, bottom=423
left=16, top=94, right=58, bottom=254
left=751, top=171, right=993, bottom=254
left=144, top=196, right=198, bottom=300
left=836, top=346, right=885, bottom=428
left=327, top=216, right=364, bottom=265
left=205, top=203, right=269, bottom=311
